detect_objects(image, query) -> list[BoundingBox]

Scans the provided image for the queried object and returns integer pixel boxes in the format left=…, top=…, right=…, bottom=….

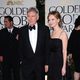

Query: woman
left=45, top=11, right=68, bottom=80
left=68, top=15, right=80, bottom=80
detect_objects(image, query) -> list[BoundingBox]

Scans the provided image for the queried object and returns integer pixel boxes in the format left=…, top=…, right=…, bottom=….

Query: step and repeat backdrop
left=0, top=0, right=36, bottom=29
left=45, top=0, right=80, bottom=37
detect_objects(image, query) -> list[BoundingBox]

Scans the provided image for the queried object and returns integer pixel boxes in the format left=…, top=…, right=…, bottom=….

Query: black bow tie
left=28, top=25, right=35, bottom=31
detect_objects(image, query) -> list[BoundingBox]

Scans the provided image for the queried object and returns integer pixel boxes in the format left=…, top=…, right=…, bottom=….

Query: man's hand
left=45, top=65, right=48, bottom=73
left=0, top=56, right=3, bottom=62
left=67, top=54, right=73, bottom=66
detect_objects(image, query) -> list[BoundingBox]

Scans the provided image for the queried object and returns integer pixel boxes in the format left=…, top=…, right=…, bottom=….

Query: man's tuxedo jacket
left=0, top=27, right=19, bottom=63
left=18, top=23, right=50, bottom=72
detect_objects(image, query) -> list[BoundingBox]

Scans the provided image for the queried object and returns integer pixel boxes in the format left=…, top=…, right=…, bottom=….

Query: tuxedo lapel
left=12, top=27, right=15, bottom=34
left=35, top=24, right=42, bottom=53
left=24, top=26, right=34, bottom=53
left=5, top=28, right=9, bottom=33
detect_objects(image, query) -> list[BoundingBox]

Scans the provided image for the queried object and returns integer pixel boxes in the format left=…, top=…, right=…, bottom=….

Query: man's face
left=4, top=18, right=13, bottom=28
left=27, top=11, right=39, bottom=26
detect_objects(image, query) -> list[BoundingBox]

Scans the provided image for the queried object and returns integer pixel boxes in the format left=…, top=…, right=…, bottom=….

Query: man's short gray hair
left=27, top=7, right=39, bottom=15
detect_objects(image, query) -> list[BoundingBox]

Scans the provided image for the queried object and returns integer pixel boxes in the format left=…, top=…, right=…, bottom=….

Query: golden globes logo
left=6, top=0, right=23, bottom=5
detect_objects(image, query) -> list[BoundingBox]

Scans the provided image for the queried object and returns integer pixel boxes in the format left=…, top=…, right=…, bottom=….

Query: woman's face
left=48, top=15, right=59, bottom=28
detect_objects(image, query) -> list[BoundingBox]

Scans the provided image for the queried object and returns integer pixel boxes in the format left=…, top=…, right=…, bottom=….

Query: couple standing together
left=19, top=7, right=68, bottom=80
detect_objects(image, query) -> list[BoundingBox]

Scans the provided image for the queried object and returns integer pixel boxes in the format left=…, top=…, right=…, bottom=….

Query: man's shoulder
left=38, top=23, right=49, bottom=29
left=0, top=28, right=7, bottom=36
left=0, top=28, right=7, bottom=32
left=41, top=25, right=49, bottom=31
left=18, top=25, right=27, bottom=33
left=20, top=25, right=27, bottom=29
left=14, top=26, right=19, bottom=30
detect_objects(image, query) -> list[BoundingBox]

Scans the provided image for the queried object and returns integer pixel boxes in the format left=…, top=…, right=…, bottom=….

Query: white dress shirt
left=8, top=27, right=13, bottom=33
left=29, top=23, right=38, bottom=53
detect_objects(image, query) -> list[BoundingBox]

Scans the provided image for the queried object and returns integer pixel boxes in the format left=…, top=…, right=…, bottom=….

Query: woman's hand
left=61, top=65, right=66, bottom=76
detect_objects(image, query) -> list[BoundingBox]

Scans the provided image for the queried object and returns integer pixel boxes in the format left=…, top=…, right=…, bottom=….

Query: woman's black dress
left=48, top=38, right=63, bottom=80
left=68, top=29, right=80, bottom=72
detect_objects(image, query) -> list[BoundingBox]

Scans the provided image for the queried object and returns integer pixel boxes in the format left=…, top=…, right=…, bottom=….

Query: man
left=0, top=16, right=20, bottom=80
left=18, top=7, right=50, bottom=80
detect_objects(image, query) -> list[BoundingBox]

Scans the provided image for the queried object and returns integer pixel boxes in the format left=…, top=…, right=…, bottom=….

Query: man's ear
left=37, top=14, right=39, bottom=21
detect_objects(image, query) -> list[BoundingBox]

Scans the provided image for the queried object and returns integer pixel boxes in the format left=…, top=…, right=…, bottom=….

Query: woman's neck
left=53, top=26, right=61, bottom=32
